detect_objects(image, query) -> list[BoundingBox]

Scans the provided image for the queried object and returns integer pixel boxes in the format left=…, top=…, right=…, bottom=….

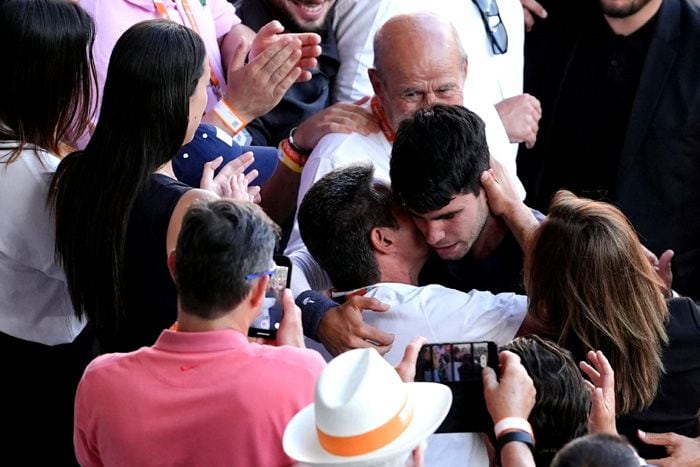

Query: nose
left=423, top=220, right=444, bottom=246
left=425, top=91, right=437, bottom=106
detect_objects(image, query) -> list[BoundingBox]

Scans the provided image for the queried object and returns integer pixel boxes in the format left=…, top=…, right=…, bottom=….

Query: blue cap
left=173, top=123, right=279, bottom=188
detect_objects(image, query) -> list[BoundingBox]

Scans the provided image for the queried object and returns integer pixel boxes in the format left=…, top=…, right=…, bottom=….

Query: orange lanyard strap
left=153, top=0, right=223, bottom=96
left=370, top=96, right=395, bottom=143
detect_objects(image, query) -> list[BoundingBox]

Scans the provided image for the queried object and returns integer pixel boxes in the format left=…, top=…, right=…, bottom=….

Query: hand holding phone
left=248, top=255, right=292, bottom=339
left=415, top=341, right=499, bottom=433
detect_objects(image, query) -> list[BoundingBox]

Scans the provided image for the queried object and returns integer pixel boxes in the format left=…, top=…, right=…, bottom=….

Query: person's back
left=75, top=331, right=322, bottom=466
left=74, top=200, right=325, bottom=466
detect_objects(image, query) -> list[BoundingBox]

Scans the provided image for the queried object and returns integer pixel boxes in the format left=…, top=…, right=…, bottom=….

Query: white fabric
left=0, top=144, right=84, bottom=345
left=332, top=0, right=525, bottom=161
left=367, top=282, right=527, bottom=467
left=286, top=124, right=392, bottom=295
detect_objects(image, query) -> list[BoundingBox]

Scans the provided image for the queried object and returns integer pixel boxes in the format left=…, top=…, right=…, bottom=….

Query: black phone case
left=415, top=341, right=499, bottom=433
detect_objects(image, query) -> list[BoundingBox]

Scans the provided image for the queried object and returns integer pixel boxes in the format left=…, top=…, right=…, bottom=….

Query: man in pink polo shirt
left=73, top=200, right=325, bottom=466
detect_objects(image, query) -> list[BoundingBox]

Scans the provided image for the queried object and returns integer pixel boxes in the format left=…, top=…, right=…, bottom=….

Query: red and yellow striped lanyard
left=153, top=0, right=223, bottom=99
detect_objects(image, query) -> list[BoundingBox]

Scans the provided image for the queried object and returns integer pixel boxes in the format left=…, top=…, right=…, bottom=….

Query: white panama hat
left=283, top=348, right=452, bottom=465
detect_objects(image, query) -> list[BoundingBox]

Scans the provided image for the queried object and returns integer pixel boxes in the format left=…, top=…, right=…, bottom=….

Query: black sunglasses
left=472, top=0, right=509, bottom=55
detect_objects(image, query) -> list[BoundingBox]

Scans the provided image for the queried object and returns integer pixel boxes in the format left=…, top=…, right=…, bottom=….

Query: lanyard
left=153, top=0, right=223, bottom=98
left=371, top=96, right=395, bottom=143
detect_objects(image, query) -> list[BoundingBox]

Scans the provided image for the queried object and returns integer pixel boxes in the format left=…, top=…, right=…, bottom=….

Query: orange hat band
left=316, top=398, right=414, bottom=457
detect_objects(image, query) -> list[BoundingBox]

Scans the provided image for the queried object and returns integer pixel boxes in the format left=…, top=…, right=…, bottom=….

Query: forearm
left=500, top=442, right=536, bottom=467
left=502, top=203, right=539, bottom=256
left=295, top=290, right=336, bottom=340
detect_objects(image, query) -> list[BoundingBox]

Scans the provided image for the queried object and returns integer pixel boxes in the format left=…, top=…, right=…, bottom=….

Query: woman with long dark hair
left=0, top=0, right=96, bottom=463
left=482, top=169, right=700, bottom=461
left=50, top=19, right=255, bottom=354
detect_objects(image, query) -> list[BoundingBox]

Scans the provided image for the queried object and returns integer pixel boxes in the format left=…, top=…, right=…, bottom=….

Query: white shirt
left=311, top=282, right=527, bottom=467
left=332, top=0, right=525, bottom=158
left=0, top=143, right=84, bottom=345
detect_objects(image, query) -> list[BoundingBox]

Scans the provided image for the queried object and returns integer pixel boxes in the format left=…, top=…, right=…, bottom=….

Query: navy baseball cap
left=173, top=123, right=279, bottom=188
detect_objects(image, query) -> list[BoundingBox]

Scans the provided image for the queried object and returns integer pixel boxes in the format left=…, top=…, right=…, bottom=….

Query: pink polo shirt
left=74, top=329, right=325, bottom=467
left=79, top=0, right=239, bottom=114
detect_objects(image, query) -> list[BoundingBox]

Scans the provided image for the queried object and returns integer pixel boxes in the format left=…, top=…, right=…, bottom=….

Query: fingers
left=289, top=31, right=322, bottom=47
left=277, top=289, right=305, bottom=348
left=348, top=295, right=390, bottom=313
left=579, top=360, right=601, bottom=383
left=354, top=96, right=371, bottom=106
left=247, top=185, right=262, bottom=204
left=217, top=152, right=255, bottom=179
left=521, top=0, right=548, bottom=20
left=638, top=430, right=678, bottom=447
left=257, top=20, right=285, bottom=39
left=523, top=8, right=535, bottom=32
left=659, top=249, right=675, bottom=267
left=244, top=168, right=259, bottom=184
left=395, top=336, right=427, bottom=382
left=362, top=323, right=395, bottom=347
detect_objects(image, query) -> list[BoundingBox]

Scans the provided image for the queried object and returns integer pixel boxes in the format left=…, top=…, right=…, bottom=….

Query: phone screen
left=248, top=255, right=292, bottom=339
left=415, top=341, right=498, bottom=433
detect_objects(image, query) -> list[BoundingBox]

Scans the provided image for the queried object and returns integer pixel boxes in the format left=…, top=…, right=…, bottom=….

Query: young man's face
left=408, top=192, right=489, bottom=261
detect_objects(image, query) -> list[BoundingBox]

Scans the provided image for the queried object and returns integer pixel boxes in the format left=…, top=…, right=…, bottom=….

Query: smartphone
left=248, top=255, right=292, bottom=339
left=415, top=341, right=499, bottom=433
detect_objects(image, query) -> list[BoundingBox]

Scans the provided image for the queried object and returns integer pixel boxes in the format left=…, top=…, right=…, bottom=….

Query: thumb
left=659, top=249, right=675, bottom=270
left=228, top=36, right=249, bottom=72
left=354, top=96, right=371, bottom=106
left=201, top=156, right=223, bottom=181
left=257, top=20, right=285, bottom=38
left=482, top=366, right=498, bottom=392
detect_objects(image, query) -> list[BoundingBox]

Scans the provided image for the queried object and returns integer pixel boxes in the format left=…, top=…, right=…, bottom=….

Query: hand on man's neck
left=604, top=0, right=663, bottom=36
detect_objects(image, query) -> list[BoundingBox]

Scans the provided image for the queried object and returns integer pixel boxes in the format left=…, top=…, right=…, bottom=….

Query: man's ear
left=248, top=275, right=269, bottom=312
left=370, top=226, right=395, bottom=255
left=369, top=68, right=384, bottom=100
left=167, top=250, right=177, bottom=282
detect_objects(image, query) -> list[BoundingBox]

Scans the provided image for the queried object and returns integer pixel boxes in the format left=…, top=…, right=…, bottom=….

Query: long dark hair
left=50, top=20, right=206, bottom=331
left=0, top=0, right=96, bottom=160
left=525, top=191, right=668, bottom=414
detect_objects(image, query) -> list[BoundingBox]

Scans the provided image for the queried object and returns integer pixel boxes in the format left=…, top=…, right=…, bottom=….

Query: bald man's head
left=369, top=12, right=468, bottom=130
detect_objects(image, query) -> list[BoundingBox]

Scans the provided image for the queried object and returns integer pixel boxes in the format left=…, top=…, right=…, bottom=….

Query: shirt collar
left=330, top=285, right=378, bottom=303
left=153, top=329, right=249, bottom=353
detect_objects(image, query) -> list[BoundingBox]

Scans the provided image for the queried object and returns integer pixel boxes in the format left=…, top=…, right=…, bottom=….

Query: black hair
left=503, top=336, right=591, bottom=466
left=0, top=0, right=95, bottom=160
left=50, top=20, right=206, bottom=331
left=298, top=165, right=397, bottom=291
left=390, top=104, right=490, bottom=213
left=175, top=200, right=280, bottom=318
left=550, top=434, right=641, bottom=467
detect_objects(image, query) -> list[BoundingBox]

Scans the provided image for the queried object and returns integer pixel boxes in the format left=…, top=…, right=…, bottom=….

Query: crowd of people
left=1, top=0, right=699, bottom=466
